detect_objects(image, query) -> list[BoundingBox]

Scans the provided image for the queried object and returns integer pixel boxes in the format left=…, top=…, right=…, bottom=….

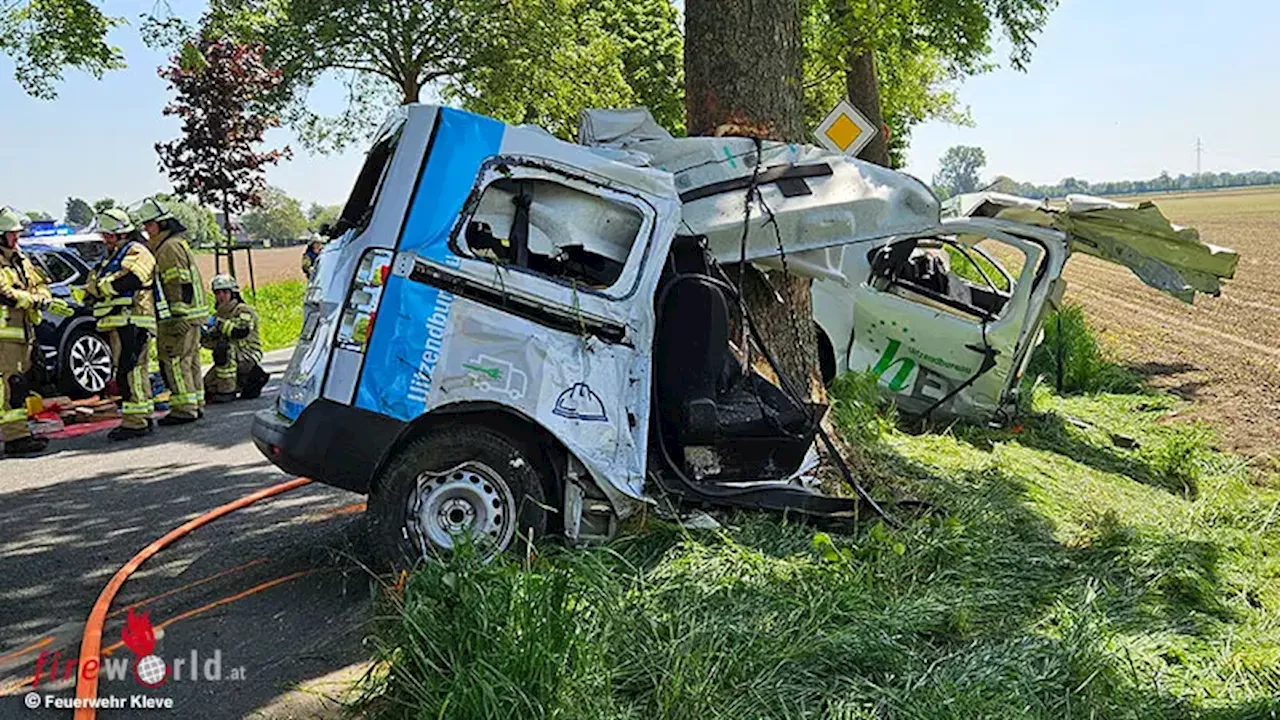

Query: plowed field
left=1063, top=186, right=1280, bottom=461
left=195, top=245, right=306, bottom=286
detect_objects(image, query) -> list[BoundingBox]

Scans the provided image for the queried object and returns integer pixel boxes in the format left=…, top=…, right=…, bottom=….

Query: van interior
left=653, top=236, right=823, bottom=485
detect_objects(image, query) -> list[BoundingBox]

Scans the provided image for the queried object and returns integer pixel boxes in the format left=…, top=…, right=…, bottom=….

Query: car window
left=458, top=176, right=643, bottom=290
left=69, top=240, right=108, bottom=266
left=33, top=251, right=81, bottom=285
left=334, top=122, right=404, bottom=238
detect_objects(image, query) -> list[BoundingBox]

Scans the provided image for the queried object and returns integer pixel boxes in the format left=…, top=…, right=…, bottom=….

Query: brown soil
left=1063, top=187, right=1280, bottom=464
left=195, top=246, right=307, bottom=287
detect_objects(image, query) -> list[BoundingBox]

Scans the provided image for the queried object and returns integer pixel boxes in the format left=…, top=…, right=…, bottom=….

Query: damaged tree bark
left=685, top=0, right=823, bottom=398
left=846, top=49, right=891, bottom=167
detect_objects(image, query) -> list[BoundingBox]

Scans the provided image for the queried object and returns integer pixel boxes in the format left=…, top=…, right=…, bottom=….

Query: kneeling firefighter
left=201, top=274, right=267, bottom=402
left=86, top=208, right=158, bottom=441
left=0, top=207, right=66, bottom=457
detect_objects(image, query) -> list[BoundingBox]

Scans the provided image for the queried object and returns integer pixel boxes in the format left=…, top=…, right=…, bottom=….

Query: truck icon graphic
left=462, top=355, right=528, bottom=401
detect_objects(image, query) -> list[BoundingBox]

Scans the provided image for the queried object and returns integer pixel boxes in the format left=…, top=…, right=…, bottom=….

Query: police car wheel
left=61, top=327, right=113, bottom=399
left=368, top=425, right=549, bottom=569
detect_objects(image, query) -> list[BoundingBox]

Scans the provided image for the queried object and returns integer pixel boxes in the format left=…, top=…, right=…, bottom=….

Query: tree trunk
left=221, top=189, right=238, bottom=279
left=846, top=49, right=890, bottom=167
left=685, top=0, right=822, bottom=398
left=402, top=75, right=421, bottom=105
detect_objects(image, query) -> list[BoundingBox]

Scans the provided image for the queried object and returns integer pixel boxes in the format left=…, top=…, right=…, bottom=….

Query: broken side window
left=332, top=120, right=405, bottom=239
left=459, top=176, right=643, bottom=290
left=872, top=236, right=1029, bottom=322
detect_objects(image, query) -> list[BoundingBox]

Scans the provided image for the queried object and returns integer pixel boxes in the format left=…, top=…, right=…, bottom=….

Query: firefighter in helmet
left=201, top=274, right=268, bottom=402
left=0, top=207, right=56, bottom=456
left=85, top=208, right=158, bottom=441
left=301, top=236, right=324, bottom=280
left=132, top=196, right=207, bottom=424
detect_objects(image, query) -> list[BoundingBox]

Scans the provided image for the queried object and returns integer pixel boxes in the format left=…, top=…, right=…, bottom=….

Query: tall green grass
left=944, top=244, right=1011, bottom=292
left=249, top=280, right=305, bottom=351
left=354, top=302, right=1280, bottom=720
left=1029, top=303, right=1139, bottom=394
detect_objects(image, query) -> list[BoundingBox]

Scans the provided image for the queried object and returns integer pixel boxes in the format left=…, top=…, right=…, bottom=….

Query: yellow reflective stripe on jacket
left=121, top=401, right=154, bottom=416
left=121, top=245, right=156, bottom=281
left=160, top=266, right=193, bottom=283
left=169, top=391, right=201, bottom=406
left=97, top=313, right=156, bottom=331
left=93, top=297, right=133, bottom=313
left=0, top=326, right=25, bottom=341
left=166, top=302, right=208, bottom=319
left=0, top=406, right=26, bottom=423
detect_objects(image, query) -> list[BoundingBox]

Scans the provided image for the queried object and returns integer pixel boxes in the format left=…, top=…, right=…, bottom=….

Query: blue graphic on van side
left=355, top=108, right=505, bottom=421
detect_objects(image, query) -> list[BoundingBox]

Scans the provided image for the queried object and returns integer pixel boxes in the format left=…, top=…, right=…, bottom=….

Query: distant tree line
left=992, top=170, right=1280, bottom=199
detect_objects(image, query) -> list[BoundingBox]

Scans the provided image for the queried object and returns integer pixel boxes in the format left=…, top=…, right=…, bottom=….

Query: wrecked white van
left=811, top=191, right=1238, bottom=422
left=252, top=105, right=1236, bottom=562
left=253, top=105, right=950, bottom=562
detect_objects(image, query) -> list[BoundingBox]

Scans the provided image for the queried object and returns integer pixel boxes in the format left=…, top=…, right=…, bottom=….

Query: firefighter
left=0, top=207, right=55, bottom=457
left=201, top=274, right=268, bottom=402
left=133, top=197, right=207, bottom=425
left=85, top=208, right=157, bottom=441
left=301, top=237, right=324, bottom=280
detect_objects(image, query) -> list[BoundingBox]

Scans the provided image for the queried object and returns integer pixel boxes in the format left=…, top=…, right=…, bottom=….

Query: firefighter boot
left=108, top=419, right=154, bottom=442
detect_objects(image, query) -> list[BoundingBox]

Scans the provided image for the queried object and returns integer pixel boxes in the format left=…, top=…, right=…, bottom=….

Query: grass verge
left=250, top=280, right=305, bottom=351
left=355, top=314, right=1280, bottom=720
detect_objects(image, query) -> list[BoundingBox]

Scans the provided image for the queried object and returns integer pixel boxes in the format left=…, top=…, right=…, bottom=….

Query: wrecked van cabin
left=253, top=105, right=1236, bottom=563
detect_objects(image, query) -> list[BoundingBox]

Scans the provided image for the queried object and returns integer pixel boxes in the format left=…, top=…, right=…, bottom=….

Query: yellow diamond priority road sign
left=813, top=99, right=876, bottom=156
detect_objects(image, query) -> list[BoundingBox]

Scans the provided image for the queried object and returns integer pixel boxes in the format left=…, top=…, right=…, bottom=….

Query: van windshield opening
left=462, top=177, right=642, bottom=289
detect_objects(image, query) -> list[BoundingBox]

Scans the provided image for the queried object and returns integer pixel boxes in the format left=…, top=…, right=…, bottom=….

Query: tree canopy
left=153, top=194, right=221, bottom=248
left=155, top=31, right=289, bottom=276
left=241, top=186, right=308, bottom=242
left=802, top=0, right=1056, bottom=165
left=189, top=0, right=683, bottom=150
left=933, top=145, right=987, bottom=197
left=455, top=0, right=683, bottom=138
left=64, top=197, right=94, bottom=227
left=0, top=0, right=124, bottom=98
left=306, top=203, right=341, bottom=234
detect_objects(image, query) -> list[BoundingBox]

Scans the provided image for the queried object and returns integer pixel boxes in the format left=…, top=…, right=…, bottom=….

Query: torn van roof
left=578, top=108, right=941, bottom=274
left=947, top=191, right=1239, bottom=303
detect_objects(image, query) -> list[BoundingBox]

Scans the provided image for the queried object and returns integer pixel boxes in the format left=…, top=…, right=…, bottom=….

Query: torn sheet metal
left=949, top=192, right=1238, bottom=303
left=578, top=109, right=941, bottom=278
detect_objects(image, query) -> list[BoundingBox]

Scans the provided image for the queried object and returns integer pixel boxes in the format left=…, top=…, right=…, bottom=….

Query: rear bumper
left=252, top=401, right=408, bottom=495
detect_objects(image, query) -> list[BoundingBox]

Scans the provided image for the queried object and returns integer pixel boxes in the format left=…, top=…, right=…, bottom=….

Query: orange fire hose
left=73, top=477, right=311, bottom=720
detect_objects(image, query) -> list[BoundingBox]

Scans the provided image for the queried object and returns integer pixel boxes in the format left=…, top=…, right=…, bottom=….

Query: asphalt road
left=0, top=350, right=374, bottom=719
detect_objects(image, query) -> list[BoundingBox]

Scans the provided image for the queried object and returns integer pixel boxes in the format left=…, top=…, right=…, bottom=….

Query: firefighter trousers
left=0, top=340, right=32, bottom=442
left=157, top=318, right=202, bottom=419
left=110, top=326, right=154, bottom=430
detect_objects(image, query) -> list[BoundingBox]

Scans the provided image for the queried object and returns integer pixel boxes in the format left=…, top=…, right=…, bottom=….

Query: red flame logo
left=121, top=607, right=156, bottom=657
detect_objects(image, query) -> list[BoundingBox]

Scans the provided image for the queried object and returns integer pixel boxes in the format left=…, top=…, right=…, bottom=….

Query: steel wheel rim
left=70, top=334, right=112, bottom=393
left=406, top=461, right=516, bottom=560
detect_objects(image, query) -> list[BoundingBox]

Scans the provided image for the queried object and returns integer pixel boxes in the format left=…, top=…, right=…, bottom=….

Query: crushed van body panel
left=353, top=107, right=681, bottom=511
left=950, top=192, right=1239, bottom=303
left=578, top=109, right=942, bottom=276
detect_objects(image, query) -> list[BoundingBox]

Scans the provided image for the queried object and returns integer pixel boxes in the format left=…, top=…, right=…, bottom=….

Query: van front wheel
left=367, top=425, right=549, bottom=569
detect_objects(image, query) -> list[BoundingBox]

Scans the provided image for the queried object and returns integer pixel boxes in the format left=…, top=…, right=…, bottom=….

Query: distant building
left=214, top=213, right=253, bottom=246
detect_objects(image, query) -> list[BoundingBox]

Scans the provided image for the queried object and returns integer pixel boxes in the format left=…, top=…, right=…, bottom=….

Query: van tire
left=367, top=424, right=549, bottom=570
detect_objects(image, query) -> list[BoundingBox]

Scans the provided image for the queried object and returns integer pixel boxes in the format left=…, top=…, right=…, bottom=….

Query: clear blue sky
left=1, top=0, right=1276, bottom=217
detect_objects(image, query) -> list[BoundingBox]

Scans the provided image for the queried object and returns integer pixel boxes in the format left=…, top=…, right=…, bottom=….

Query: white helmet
left=210, top=274, right=240, bottom=293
